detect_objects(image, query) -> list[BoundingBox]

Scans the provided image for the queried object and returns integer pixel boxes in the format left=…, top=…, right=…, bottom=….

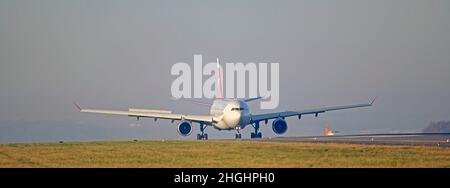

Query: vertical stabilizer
left=216, top=58, right=224, bottom=99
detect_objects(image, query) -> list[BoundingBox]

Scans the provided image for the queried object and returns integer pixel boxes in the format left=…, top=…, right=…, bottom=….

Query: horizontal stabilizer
left=243, top=96, right=264, bottom=102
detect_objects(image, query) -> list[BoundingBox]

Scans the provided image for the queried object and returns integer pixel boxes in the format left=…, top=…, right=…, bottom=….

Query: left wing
left=250, top=97, right=376, bottom=123
left=74, top=103, right=217, bottom=124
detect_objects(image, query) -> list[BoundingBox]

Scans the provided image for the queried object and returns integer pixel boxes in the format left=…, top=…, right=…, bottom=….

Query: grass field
left=0, top=140, right=449, bottom=168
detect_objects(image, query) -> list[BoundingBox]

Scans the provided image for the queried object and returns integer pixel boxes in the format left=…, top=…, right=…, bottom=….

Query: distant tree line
left=422, top=121, right=450, bottom=133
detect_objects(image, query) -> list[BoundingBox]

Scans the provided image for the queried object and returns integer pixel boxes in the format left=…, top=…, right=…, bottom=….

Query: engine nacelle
left=177, top=121, right=192, bottom=136
left=272, top=118, right=288, bottom=135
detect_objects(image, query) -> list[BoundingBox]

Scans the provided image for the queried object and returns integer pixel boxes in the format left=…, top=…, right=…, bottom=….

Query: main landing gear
left=197, top=123, right=208, bottom=140
left=250, top=121, right=262, bottom=139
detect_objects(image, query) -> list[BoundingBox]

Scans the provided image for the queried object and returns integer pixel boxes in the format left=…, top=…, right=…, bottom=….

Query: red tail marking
left=216, top=58, right=224, bottom=99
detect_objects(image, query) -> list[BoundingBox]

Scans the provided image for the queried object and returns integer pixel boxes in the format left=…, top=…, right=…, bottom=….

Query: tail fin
left=325, top=127, right=330, bottom=136
left=216, top=58, right=224, bottom=99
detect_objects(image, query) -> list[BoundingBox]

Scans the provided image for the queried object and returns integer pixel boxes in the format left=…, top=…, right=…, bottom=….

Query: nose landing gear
left=197, top=123, right=208, bottom=140
left=250, top=121, right=262, bottom=139
left=235, top=126, right=242, bottom=139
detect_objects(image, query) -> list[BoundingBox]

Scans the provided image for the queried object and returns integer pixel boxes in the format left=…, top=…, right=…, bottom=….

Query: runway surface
left=263, top=133, right=450, bottom=147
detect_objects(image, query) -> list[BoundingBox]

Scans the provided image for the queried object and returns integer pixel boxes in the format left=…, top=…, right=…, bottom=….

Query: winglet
left=370, top=96, right=377, bottom=106
left=73, top=102, right=82, bottom=111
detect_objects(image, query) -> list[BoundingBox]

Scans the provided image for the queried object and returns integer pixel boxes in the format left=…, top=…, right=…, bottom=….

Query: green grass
left=0, top=140, right=449, bottom=167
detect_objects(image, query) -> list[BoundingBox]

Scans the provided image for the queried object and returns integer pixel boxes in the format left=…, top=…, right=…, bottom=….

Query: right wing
left=73, top=103, right=218, bottom=124
left=250, top=97, right=376, bottom=123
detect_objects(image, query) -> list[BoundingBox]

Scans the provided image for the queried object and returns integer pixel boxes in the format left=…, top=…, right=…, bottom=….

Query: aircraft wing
left=250, top=97, right=376, bottom=123
left=74, top=103, right=217, bottom=124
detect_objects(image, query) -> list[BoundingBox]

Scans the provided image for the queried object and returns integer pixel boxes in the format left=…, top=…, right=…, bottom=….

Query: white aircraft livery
left=74, top=58, right=376, bottom=140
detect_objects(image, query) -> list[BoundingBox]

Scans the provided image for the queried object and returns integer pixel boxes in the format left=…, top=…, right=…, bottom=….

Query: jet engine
left=177, top=121, right=192, bottom=136
left=272, top=118, right=288, bottom=135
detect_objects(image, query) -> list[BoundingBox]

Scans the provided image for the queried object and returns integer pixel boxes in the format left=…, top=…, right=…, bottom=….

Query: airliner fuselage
left=210, top=99, right=252, bottom=130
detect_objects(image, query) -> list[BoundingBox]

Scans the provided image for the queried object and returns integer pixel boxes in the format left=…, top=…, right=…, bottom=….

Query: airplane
left=74, top=58, right=376, bottom=140
left=325, top=127, right=340, bottom=136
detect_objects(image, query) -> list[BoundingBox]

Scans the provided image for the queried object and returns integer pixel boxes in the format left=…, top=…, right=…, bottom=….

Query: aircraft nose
left=233, top=111, right=241, bottom=121
left=224, top=110, right=241, bottom=127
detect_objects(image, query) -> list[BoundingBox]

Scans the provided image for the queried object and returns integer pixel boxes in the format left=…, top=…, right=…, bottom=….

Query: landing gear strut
left=197, top=123, right=208, bottom=140
left=250, top=121, right=262, bottom=139
left=235, top=126, right=242, bottom=139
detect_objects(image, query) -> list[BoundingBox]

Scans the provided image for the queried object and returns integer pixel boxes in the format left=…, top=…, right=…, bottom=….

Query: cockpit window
left=231, top=108, right=244, bottom=111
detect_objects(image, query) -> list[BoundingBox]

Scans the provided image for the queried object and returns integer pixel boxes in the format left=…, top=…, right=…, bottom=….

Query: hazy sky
left=1, top=0, right=449, bottom=143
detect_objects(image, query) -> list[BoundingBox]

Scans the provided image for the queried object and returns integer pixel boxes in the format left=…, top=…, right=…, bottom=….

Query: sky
left=0, top=0, right=449, bottom=143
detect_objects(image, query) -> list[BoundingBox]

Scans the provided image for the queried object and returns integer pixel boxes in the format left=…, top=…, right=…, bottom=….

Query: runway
left=263, top=133, right=450, bottom=147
